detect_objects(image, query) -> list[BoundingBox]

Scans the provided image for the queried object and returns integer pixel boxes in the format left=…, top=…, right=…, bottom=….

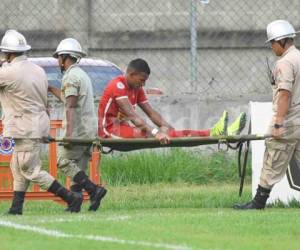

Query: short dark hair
left=285, top=37, right=294, bottom=43
left=275, top=37, right=294, bottom=47
left=60, top=54, right=78, bottom=63
left=127, top=58, right=150, bottom=75
left=5, top=52, right=24, bottom=56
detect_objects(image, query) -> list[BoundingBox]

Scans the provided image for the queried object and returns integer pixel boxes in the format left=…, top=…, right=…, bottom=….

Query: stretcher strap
left=237, top=119, right=252, bottom=197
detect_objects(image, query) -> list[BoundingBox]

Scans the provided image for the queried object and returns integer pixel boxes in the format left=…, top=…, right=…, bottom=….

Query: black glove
left=58, top=140, right=72, bottom=149
left=41, top=135, right=55, bottom=143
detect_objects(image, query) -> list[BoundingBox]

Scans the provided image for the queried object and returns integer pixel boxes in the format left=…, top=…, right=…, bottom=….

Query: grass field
left=100, top=149, right=249, bottom=185
left=1, top=184, right=300, bottom=250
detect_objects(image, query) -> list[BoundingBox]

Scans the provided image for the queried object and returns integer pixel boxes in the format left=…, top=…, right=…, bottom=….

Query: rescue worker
left=49, top=38, right=107, bottom=211
left=0, top=30, right=83, bottom=214
left=234, top=20, right=300, bottom=209
left=98, top=58, right=246, bottom=143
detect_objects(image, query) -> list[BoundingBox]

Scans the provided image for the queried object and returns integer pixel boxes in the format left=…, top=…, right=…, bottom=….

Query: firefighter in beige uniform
left=49, top=38, right=107, bottom=211
left=0, top=30, right=82, bottom=214
left=235, top=20, right=300, bottom=209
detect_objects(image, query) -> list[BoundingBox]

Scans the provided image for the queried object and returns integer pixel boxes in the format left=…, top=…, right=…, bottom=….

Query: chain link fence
left=1, top=0, right=300, bottom=100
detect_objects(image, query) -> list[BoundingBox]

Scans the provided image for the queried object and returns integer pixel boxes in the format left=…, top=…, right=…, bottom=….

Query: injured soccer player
left=98, top=58, right=246, bottom=144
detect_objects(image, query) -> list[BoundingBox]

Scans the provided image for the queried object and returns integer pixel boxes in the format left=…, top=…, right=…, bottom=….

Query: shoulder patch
left=0, top=136, right=15, bottom=155
left=117, top=82, right=125, bottom=89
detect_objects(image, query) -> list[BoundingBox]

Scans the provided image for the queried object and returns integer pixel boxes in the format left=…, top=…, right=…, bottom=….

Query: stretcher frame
left=0, top=120, right=270, bottom=202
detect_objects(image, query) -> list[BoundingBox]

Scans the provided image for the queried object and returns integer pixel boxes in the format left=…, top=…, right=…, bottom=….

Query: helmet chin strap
left=5, top=53, right=14, bottom=63
left=60, top=54, right=80, bottom=73
left=278, top=39, right=287, bottom=49
left=60, top=54, right=68, bottom=73
left=70, top=53, right=81, bottom=64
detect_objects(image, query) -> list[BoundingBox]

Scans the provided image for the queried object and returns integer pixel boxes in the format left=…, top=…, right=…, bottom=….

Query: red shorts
left=104, top=123, right=210, bottom=138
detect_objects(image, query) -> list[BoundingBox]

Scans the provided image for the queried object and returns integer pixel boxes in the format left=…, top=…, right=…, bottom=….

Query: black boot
left=8, top=191, right=26, bottom=215
left=48, top=180, right=83, bottom=213
left=234, top=185, right=271, bottom=210
left=65, top=184, right=82, bottom=212
left=73, top=171, right=107, bottom=211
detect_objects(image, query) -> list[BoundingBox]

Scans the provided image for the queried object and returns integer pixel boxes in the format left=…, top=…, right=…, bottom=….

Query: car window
left=43, top=65, right=123, bottom=96
left=43, top=66, right=63, bottom=89
left=81, top=66, right=122, bottom=96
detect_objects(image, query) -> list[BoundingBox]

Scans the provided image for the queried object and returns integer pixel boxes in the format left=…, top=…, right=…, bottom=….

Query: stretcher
left=0, top=120, right=271, bottom=201
left=53, top=133, right=271, bottom=196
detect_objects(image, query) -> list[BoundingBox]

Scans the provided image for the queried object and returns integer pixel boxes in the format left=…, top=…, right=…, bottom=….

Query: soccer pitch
left=0, top=184, right=299, bottom=250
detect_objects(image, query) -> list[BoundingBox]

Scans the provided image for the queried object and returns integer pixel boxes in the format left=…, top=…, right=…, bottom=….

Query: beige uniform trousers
left=260, top=126, right=300, bottom=189
left=57, top=145, right=92, bottom=184
left=11, top=139, right=55, bottom=192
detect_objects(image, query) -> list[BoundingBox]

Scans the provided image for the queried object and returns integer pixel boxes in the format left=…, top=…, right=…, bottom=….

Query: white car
left=30, top=57, right=163, bottom=98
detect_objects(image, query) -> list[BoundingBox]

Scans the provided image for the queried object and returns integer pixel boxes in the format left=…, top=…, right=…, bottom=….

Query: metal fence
left=1, top=0, right=300, bottom=100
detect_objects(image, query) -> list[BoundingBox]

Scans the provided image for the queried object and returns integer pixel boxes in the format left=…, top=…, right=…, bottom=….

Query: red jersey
left=98, top=75, right=148, bottom=137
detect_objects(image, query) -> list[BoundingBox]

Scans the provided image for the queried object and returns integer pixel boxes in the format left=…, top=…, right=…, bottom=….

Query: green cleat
left=210, top=111, right=228, bottom=136
left=228, top=112, right=247, bottom=136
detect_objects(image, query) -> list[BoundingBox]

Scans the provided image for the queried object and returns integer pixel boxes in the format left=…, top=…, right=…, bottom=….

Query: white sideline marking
left=0, top=220, right=70, bottom=238
left=105, top=215, right=130, bottom=221
left=0, top=219, right=192, bottom=250
left=35, top=215, right=131, bottom=224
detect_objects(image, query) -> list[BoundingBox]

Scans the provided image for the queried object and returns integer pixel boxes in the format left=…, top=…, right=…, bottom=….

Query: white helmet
left=0, top=29, right=31, bottom=52
left=266, top=20, right=298, bottom=43
left=53, top=38, right=86, bottom=59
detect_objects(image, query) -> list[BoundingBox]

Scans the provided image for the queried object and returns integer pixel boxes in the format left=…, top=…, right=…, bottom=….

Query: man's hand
left=48, top=86, right=63, bottom=102
left=155, top=131, right=170, bottom=145
left=159, top=125, right=173, bottom=133
left=272, top=127, right=284, bottom=138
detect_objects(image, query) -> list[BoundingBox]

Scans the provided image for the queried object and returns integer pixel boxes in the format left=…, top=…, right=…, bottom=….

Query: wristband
left=151, top=128, right=159, bottom=136
left=274, top=123, right=283, bottom=129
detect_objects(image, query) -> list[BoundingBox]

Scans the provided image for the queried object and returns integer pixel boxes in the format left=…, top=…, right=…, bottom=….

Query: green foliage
left=101, top=149, right=251, bottom=186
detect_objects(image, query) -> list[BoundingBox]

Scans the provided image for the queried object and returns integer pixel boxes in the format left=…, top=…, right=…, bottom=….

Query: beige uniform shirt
left=0, top=55, right=50, bottom=138
left=272, top=45, right=300, bottom=127
left=61, top=64, right=97, bottom=138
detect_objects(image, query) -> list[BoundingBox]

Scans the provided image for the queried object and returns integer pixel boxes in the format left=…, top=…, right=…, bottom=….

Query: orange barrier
left=0, top=120, right=101, bottom=202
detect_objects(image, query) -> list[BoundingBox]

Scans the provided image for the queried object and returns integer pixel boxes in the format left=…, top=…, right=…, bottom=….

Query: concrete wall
left=1, top=0, right=299, bottom=50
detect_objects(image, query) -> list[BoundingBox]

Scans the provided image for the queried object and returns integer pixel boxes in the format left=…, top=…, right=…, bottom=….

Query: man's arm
left=116, top=98, right=170, bottom=144
left=273, top=89, right=290, bottom=138
left=138, top=102, right=174, bottom=131
left=65, top=95, right=78, bottom=137
left=48, top=86, right=63, bottom=102
left=117, top=98, right=154, bottom=134
left=0, top=65, right=10, bottom=88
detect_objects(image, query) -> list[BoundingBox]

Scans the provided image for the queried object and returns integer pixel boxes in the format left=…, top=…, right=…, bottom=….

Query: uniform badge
left=117, top=82, right=125, bottom=89
left=0, top=135, right=14, bottom=155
